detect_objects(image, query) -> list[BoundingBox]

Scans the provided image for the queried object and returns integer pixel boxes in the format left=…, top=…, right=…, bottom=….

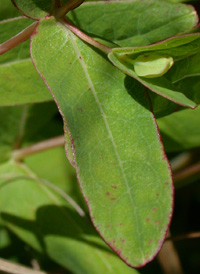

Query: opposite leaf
left=31, top=17, right=173, bottom=268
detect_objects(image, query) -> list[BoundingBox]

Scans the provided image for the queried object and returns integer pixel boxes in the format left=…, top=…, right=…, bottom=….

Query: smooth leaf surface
left=0, top=17, right=52, bottom=105
left=31, top=17, right=173, bottom=267
left=158, top=106, right=200, bottom=152
left=68, top=0, right=198, bottom=47
left=11, top=0, right=55, bottom=19
left=108, top=52, right=196, bottom=108
left=0, top=160, right=139, bottom=274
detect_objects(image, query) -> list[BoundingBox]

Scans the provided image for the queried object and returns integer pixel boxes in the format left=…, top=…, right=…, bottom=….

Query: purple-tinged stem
left=166, top=231, right=200, bottom=242
left=0, top=22, right=37, bottom=55
left=13, top=135, right=65, bottom=161
left=55, top=0, right=84, bottom=18
left=63, top=19, right=111, bottom=54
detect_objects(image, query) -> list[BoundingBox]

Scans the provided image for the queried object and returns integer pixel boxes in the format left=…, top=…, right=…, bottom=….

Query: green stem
left=63, top=19, right=112, bottom=54
left=0, top=22, right=37, bottom=55
left=12, top=135, right=65, bottom=161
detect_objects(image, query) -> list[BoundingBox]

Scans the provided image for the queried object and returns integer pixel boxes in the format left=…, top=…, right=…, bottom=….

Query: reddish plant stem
left=63, top=19, right=112, bottom=54
left=0, top=22, right=37, bottom=55
left=166, top=231, right=200, bottom=242
left=173, top=161, right=200, bottom=183
left=13, top=135, right=65, bottom=161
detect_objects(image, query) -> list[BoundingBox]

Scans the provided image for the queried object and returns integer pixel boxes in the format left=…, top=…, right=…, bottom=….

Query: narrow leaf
left=31, top=17, right=173, bottom=267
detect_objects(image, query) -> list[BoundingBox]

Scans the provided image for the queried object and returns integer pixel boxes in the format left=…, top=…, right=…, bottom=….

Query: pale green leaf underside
left=0, top=160, right=139, bottom=274
left=0, top=18, right=52, bottom=105
left=108, top=52, right=196, bottom=108
left=31, top=17, right=173, bottom=267
left=68, top=0, right=198, bottom=47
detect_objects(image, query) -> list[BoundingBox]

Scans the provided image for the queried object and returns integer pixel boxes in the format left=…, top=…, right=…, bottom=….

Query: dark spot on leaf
left=156, top=193, right=159, bottom=196
left=69, top=62, right=72, bottom=65
left=79, top=56, right=82, bottom=59
left=155, top=220, right=161, bottom=225
left=77, top=107, right=83, bottom=113
left=111, top=185, right=117, bottom=189
left=148, top=239, right=153, bottom=244
left=121, top=239, right=126, bottom=243
left=165, top=182, right=169, bottom=185
left=152, top=208, right=157, bottom=212
left=88, top=88, right=91, bottom=91
left=146, top=218, right=151, bottom=222
left=110, top=197, right=116, bottom=201
left=106, top=192, right=110, bottom=196
left=120, top=223, right=123, bottom=226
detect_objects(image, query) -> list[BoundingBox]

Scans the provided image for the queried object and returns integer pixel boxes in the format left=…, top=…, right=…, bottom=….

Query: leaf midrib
left=62, top=23, right=145, bottom=261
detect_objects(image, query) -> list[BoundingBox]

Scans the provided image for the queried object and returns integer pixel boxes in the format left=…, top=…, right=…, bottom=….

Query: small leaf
left=130, top=54, right=174, bottom=78
left=31, top=17, right=173, bottom=268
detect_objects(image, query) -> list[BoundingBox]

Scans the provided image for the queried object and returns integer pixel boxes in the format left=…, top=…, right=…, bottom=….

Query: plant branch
left=158, top=231, right=184, bottom=274
left=0, top=258, right=48, bottom=274
left=173, top=161, right=200, bottom=184
left=12, top=135, right=65, bottom=161
left=170, top=152, right=193, bottom=172
left=0, top=22, right=37, bottom=55
left=166, top=231, right=200, bottom=242
left=55, top=0, right=84, bottom=18
left=63, top=19, right=112, bottom=54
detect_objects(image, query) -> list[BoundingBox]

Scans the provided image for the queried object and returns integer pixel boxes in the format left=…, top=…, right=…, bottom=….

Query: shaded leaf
left=0, top=160, right=139, bottom=274
left=0, top=0, right=22, bottom=20
left=68, top=0, right=198, bottom=47
left=31, top=17, right=173, bottom=267
left=158, top=106, right=200, bottom=152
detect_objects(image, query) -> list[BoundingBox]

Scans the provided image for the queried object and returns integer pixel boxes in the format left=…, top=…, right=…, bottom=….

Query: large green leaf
left=0, top=160, right=139, bottom=274
left=68, top=0, right=198, bottom=47
left=108, top=52, right=196, bottom=108
left=158, top=106, right=200, bottom=152
left=31, top=17, right=173, bottom=267
left=0, top=17, right=52, bottom=105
